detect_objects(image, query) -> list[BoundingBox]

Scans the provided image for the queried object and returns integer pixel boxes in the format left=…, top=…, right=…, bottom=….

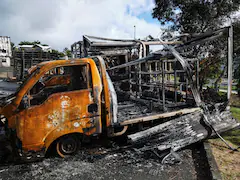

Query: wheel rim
left=60, top=138, right=77, bottom=154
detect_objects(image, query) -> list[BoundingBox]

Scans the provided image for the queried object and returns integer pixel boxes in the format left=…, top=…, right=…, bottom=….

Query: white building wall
left=0, top=36, right=12, bottom=67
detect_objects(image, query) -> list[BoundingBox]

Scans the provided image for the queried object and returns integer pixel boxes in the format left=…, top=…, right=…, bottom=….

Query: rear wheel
left=56, top=135, right=80, bottom=158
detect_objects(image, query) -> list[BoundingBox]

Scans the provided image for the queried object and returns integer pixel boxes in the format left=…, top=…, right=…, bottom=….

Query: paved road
left=0, top=80, right=19, bottom=98
left=0, top=141, right=212, bottom=180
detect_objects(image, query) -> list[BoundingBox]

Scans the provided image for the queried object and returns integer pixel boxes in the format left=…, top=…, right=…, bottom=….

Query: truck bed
left=117, top=101, right=156, bottom=122
left=117, top=101, right=200, bottom=126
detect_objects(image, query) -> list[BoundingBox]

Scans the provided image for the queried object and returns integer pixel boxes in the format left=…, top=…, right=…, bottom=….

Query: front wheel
left=56, top=135, right=80, bottom=158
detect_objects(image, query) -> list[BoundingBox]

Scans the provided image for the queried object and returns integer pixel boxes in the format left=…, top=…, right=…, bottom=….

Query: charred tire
left=56, top=135, right=80, bottom=158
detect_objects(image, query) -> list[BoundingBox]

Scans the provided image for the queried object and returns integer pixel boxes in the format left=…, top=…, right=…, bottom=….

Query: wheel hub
left=60, top=138, right=77, bottom=154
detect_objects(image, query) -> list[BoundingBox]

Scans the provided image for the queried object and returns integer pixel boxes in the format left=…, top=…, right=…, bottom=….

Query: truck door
left=17, top=64, right=101, bottom=150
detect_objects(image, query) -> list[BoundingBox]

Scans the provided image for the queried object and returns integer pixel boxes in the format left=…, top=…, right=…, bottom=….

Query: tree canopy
left=63, top=47, right=72, bottom=57
left=18, top=40, right=44, bottom=46
left=152, top=0, right=240, bottom=94
left=51, top=49, right=65, bottom=58
left=152, top=0, right=240, bottom=33
left=233, top=21, right=240, bottom=96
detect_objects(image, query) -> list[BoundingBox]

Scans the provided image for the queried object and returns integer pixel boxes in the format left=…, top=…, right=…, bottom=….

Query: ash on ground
left=0, top=140, right=212, bottom=180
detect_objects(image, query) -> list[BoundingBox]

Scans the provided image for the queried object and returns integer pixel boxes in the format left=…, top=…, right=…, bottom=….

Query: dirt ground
left=209, top=139, right=240, bottom=180
left=209, top=98, right=240, bottom=180
left=0, top=140, right=212, bottom=180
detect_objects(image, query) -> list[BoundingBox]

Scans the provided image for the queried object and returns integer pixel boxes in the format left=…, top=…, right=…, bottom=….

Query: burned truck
left=0, top=27, right=239, bottom=161
left=0, top=55, right=238, bottom=161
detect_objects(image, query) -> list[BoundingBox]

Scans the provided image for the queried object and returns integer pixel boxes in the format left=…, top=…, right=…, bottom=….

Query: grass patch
left=230, top=107, right=240, bottom=120
left=209, top=106, right=240, bottom=180
left=219, top=85, right=237, bottom=91
left=218, top=91, right=227, bottom=96
left=220, top=107, right=240, bottom=146
left=230, top=94, right=240, bottom=107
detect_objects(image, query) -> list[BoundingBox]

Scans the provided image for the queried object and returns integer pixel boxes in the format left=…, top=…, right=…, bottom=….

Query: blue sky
left=126, top=2, right=160, bottom=25
left=137, top=12, right=159, bottom=24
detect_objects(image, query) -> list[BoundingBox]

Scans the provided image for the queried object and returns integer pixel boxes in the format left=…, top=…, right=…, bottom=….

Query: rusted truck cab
left=0, top=57, right=109, bottom=158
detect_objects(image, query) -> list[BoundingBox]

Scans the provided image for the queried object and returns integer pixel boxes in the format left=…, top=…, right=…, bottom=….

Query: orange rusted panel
left=94, top=57, right=112, bottom=127
left=0, top=58, right=103, bottom=153
left=27, top=65, right=37, bottom=74
left=18, top=89, right=95, bottom=151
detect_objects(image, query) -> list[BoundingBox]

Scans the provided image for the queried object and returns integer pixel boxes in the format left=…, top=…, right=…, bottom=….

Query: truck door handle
left=88, top=103, right=98, bottom=113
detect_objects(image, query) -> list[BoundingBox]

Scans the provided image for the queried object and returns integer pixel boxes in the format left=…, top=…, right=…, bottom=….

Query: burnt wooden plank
left=120, top=107, right=200, bottom=125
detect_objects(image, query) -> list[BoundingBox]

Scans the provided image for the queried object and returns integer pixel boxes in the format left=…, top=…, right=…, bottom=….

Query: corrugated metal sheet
left=0, top=36, right=12, bottom=67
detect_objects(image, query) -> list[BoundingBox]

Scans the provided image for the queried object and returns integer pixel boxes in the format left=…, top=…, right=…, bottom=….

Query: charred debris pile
left=106, top=26, right=239, bottom=156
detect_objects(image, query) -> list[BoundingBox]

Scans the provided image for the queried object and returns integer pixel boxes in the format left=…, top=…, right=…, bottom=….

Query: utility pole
left=134, top=25, right=136, bottom=40
left=227, top=23, right=233, bottom=100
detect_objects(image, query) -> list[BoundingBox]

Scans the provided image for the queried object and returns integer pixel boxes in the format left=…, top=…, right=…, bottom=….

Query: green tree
left=33, top=40, right=41, bottom=45
left=11, top=42, right=15, bottom=49
left=152, top=0, right=240, bottom=32
left=52, top=49, right=65, bottom=58
left=152, top=0, right=240, bottom=90
left=63, top=47, right=72, bottom=58
left=235, top=64, right=240, bottom=96
left=18, top=40, right=45, bottom=46
left=233, top=21, right=240, bottom=96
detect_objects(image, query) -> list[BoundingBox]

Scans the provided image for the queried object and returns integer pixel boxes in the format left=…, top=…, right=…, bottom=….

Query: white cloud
left=0, top=0, right=162, bottom=51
